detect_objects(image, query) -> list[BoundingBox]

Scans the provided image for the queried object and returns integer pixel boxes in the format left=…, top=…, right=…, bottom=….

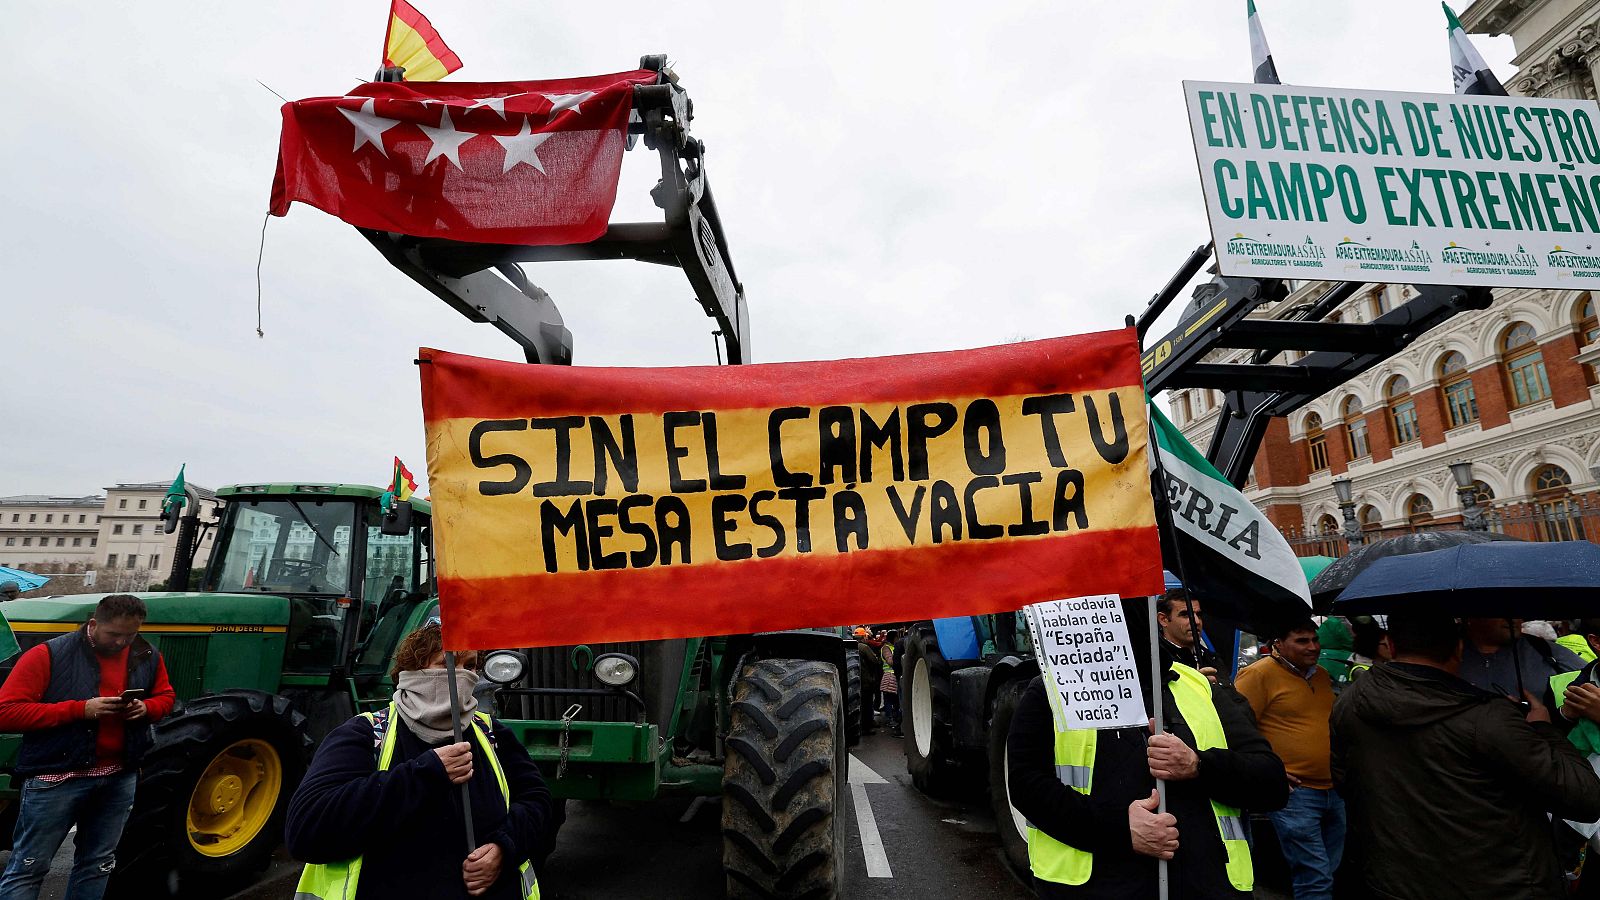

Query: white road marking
left=848, top=754, right=892, bottom=878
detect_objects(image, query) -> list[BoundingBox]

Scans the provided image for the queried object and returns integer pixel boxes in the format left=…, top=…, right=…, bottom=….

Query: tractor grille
left=512, top=642, right=645, bottom=723
left=157, top=636, right=207, bottom=701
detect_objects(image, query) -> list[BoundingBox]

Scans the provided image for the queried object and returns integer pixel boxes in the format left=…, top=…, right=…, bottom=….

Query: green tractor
left=0, top=481, right=859, bottom=898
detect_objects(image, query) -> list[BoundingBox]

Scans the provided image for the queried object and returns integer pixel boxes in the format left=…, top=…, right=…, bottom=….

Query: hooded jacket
left=1331, top=661, right=1600, bottom=900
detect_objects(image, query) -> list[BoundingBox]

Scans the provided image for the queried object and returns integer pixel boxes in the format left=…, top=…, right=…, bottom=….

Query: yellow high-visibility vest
left=293, top=705, right=541, bottom=900
left=1026, top=664, right=1253, bottom=891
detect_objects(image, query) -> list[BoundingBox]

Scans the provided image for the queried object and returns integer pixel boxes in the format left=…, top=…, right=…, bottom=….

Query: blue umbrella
left=0, top=565, right=49, bottom=593
left=1333, top=541, right=1600, bottom=617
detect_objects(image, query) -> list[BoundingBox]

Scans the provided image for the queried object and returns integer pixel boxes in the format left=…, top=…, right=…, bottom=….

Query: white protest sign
left=1184, top=80, right=1600, bottom=289
left=1026, top=595, right=1144, bottom=730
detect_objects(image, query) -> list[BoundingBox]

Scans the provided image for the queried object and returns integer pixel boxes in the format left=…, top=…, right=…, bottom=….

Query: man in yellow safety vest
left=1006, top=601, right=1289, bottom=899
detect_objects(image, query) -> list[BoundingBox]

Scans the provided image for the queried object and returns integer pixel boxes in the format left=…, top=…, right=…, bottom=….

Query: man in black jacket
left=1007, top=623, right=1287, bottom=899
left=1333, top=612, right=1600, bottom=900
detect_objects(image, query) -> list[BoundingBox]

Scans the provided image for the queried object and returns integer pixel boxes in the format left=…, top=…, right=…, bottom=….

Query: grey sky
left=1, top=1, right=1517, bottom=496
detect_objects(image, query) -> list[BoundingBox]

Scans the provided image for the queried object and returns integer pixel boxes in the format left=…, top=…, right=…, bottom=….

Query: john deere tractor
left=0, top=479, right=857, bottom=898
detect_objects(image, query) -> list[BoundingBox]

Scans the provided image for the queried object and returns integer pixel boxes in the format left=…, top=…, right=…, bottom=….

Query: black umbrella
left=1333, top=541, right=1600, bottom=618
left=1308, top=530, right=1523, bottom=611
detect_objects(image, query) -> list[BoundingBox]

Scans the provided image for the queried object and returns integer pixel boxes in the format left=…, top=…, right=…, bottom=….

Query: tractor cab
left=204, top=484, right=436, bottom=691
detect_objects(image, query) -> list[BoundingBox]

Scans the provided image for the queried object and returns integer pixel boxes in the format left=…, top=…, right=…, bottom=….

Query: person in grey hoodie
left=1332, top=612, right=1600, bottom=900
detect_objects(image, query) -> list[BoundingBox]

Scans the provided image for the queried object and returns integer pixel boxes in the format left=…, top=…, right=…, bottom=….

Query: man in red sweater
left=0, top=594, right=174, bottom=900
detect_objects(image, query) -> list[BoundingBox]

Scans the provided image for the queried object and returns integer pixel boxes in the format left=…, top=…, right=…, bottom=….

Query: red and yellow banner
left=383, top=0, right=462, bottom=82
left=419, top=329, right=1163, bottom=649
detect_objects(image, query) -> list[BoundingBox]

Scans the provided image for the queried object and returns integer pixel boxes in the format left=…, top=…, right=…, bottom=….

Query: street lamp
left=1449, top=460, right=1487, bottom=532
left=1332, top=476, right=1363, bottom=547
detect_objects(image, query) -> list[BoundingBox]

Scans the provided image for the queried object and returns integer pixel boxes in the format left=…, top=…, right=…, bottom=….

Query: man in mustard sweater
left=1235, top=618, right=1342, bottom=900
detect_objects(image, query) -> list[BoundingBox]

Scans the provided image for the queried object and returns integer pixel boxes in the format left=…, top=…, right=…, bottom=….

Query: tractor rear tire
left=722, top=658, right=845, bottom=900
left=987, top=677, right=1032, bottom=876
left=844, top=650, right=862, bottom=747
left=903, top=622, right=959, bottom=796
left=112, top=690, right=309, bottom=895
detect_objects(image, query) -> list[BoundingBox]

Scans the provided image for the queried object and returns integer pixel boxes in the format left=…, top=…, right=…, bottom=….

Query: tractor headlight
left=482, top=650, right=526, bottom=685
left=593, top=653, right=639, bottom=687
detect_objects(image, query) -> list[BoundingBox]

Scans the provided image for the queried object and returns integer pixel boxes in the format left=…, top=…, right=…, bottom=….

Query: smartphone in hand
left=119, top=688, right=146, bottom=702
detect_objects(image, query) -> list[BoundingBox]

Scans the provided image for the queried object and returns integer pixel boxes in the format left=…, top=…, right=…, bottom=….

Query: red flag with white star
left=269, top=69, right=656, bottom=246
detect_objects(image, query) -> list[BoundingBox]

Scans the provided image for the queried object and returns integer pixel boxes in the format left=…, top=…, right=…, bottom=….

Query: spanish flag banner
left=419, top=330, right=1165, bottom=650
left=383, top=0, right=462, bottom=82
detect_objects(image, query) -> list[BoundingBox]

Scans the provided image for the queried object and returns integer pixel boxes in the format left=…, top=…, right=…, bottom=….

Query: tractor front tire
left=987, top=677, right=1032, bottom=875
left=112, top=690, right=309, bottom=895
left=722, top=658, right=845, bottom=900
left=844, top=649, right=862, bottom=747
left=903, top=622, right=959, bottom=796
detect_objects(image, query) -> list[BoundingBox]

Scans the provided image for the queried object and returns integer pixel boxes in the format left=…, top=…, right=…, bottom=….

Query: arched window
left=1306, top=413, right=1329, bottom=472
left=1343, top=396, right=1370, bottom=459
left=1357, top=504, right=1381, bottom=532
left=1577, top=295, right=1598, bottom=385
left=1531, top=464, right=1586, bottom=541
left=1387, top=376, right=1420, bottom=445
left=1439, top=352, right=1479, bottom=428
left=1317, top=514, right=1339, bottom=534
left=1502, top=323, right=1551, bottom=408
left=1470, top=480, right=1495, bottom=507
left=1406, top=493, right=1435, bottom=527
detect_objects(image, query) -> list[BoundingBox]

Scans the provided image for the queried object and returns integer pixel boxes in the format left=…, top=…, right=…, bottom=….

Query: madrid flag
left=269, top=69, right=657, bottom=246
left=419, top=330, right=1166, bottom=649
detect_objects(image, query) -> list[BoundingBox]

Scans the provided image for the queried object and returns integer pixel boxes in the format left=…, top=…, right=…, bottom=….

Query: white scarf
left=392, top=669, right=479, bottom=744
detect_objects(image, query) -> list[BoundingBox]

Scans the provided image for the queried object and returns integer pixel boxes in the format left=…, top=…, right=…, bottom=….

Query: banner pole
left=1148, top=594, right=1169, bottom=900
left=444, top=650, right=477, bottom=855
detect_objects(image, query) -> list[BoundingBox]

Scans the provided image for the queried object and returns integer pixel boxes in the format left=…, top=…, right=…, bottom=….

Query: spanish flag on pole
left=382, top=0, right=462, bottom=82
left=391, top=456, right=418, bottom=501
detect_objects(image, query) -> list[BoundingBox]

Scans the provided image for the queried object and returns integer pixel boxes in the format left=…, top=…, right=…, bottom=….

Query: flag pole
left=444, top=650, right=477, bottom=855
left=1132, top=315, right=1172, bottom=900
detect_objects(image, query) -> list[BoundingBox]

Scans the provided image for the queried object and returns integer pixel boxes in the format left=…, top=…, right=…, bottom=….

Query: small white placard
left=1026, top=595, right=1144, bottom=730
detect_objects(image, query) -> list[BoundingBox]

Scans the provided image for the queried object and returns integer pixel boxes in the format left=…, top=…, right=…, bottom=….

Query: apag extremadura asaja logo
left=1441, top=241, right=1537, bottom=276
left=1334, top=237, right=1433, bottom=274
left=1225, top=233, right=1326, bottom=269
left=1548, top=245, right=1600, bottom=278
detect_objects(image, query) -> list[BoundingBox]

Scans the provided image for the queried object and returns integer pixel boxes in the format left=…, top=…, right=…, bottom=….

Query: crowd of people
left=1007, top=591, right=1600, bottom=900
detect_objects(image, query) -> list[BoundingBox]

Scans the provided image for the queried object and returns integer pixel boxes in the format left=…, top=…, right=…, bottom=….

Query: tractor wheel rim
left=186, top=738, right=282, bottom=858
left=912, top=658, right=933, bottom=758
left=1002, top=741, right=1029, bottom=841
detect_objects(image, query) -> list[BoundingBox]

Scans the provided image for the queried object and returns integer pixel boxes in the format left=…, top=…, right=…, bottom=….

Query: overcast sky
left=1, top=1, right=1518, bottom=497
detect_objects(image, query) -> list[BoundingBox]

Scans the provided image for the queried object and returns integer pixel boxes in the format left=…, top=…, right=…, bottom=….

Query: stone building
left=0, top=481, right=219, bottom=591
left=1170, top=0, right=1600, bottom=551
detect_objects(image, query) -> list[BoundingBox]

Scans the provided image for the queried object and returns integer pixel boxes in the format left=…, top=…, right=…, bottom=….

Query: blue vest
left=14, top=627, right=159, bottom=777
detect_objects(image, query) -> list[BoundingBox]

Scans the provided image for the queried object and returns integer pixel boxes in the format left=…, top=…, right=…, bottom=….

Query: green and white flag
left=1248, top=0, right=1280, bottom=85
left=1444, top=2, right=1505, bottom=96
left=0, top=609, right=19, bottom=663
left=1149, top=401, right=1311, bottom=622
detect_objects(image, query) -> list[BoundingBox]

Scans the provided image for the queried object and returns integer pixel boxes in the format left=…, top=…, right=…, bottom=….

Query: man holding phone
left=0, top=594, right=175, bottom=900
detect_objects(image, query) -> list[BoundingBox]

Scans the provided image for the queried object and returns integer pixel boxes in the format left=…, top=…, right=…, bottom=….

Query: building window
left=77, top=515, right=85, bottom=524
left=1387, top=376, right=1420, bottom=445
left=1178, top=393, right=1192, bottom=422
left=1358, top=505, right=1381, bottom=532
left=1440, top=352, right=1479, bottom=428
left=1469, top=480, right=1495, bottom=507
left=3, top=538, right=12, bottom=547
left=1406, top=494, right=1435, bottom=526
left=1369, top=289, right=1389, bottom=320
left=106, top=553, right=116, bottom=567
left=1502, top=323, right=1551, bottom=408
left=125, top=556, right=137, bottom=569
left=138, top=499, right=147, bottom=510
left=1531, top=464, right=1585, bottom=541
left=149, top=554, right=160, bottom=571
left=1578, top=295, right=1599, bottom=384
left=132, top=525, right=143, bottom=536
left=44, top=515, right=52, bottom=524
left=1305, top=414, right=1329, bottom=472
left=27, top=515, right=35, bottom=523
left=1343, top=397, right=1370, bottom=459
left=1317, top=514, right=1339, bottom=534
left=118, top=499, right=127, bottom=510
left=113, top=525, right=124, bottom=535
left=72, top=538, right=82, bottom=547
left=21, top=538, right=31, bottom=547
left=90, top=538, right=96, bottom=548
left=55, top=538, right=64, bottom=547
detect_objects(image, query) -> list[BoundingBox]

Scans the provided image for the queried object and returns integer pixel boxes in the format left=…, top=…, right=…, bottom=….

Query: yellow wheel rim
left=185, top=738, right=283, bottom=858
